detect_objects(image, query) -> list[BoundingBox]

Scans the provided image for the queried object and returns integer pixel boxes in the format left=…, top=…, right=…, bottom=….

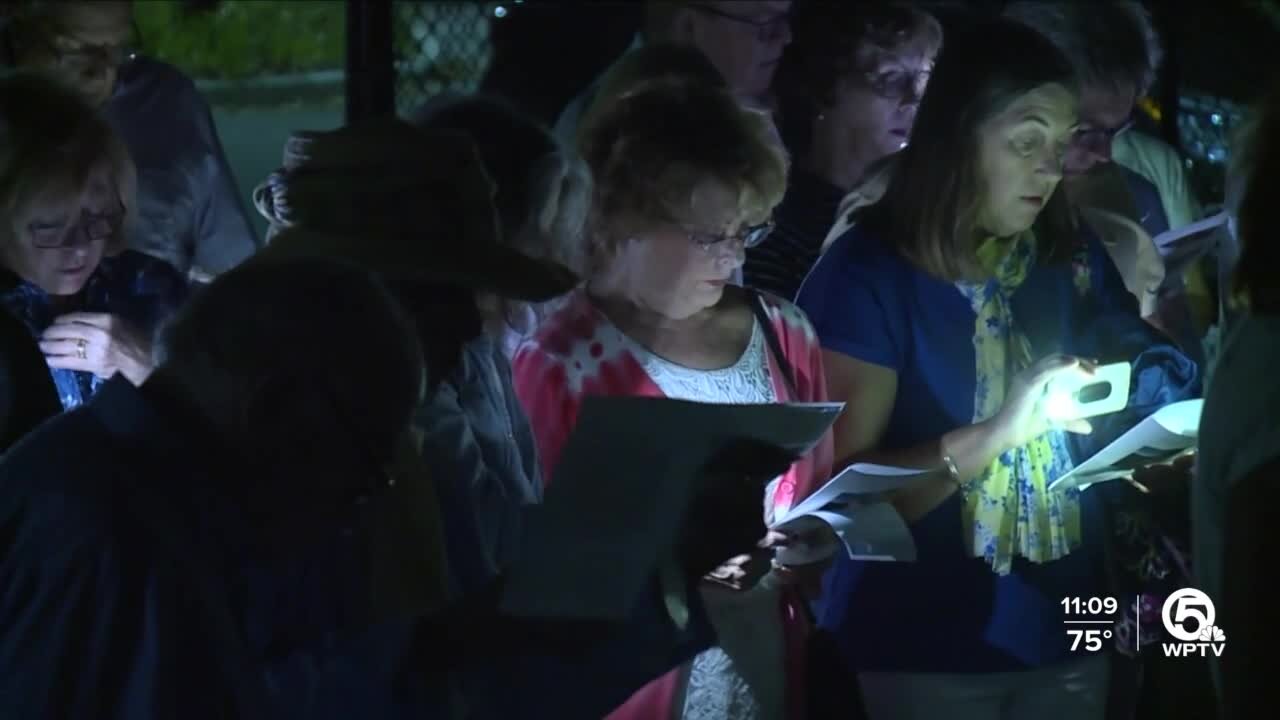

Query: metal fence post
left=346, top=0, right=396, bottom=123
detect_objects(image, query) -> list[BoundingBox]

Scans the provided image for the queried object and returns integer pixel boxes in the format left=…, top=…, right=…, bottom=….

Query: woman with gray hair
left=407, top=93, right=592, bottom=598
left=410, top=92, right=592, bottom=355
left=747, top=0, right=942, bottom=301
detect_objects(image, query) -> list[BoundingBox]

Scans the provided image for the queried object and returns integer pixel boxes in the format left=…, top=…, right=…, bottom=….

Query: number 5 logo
left=1162, top=588, right=1216, bottom=642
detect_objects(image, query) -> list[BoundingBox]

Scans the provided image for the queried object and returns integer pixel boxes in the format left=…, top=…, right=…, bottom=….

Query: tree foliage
left=133, top=0, right=345, bottom=80
left=1258, top=0, right=1280, bottom=30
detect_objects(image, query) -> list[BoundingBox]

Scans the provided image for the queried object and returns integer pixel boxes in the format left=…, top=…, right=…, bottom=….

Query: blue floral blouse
left=0, top=250, right=189, bottom=411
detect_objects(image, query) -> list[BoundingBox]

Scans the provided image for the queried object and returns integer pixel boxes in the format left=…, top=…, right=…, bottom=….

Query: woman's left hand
left=40, top=312, right=155, bottom=385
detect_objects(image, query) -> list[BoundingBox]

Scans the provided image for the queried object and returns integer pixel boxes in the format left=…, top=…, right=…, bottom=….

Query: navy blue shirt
left=744, top=168, right=846, bottom=301
left=0, top=379, right=265, bottom=718
left=796, top=220, right=1188, bottom=673
left=0, top=378, right=714, bottom=719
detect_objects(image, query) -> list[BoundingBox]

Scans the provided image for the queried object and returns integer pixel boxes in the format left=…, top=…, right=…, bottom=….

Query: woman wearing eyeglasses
left=2, top=0, right=260, bottom=282
left=743, top=2, right=941, bottom=302
left=513, top=74, right=834, bottom=720
left=0, top=72, right=187, bottom=451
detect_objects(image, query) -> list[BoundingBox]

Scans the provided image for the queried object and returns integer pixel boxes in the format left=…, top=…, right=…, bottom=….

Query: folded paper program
left=770, top=463, right=925, bottom=565
left=1050, top=399, right=1202, bottom=492
left=499, top=397, right=843, bottom=621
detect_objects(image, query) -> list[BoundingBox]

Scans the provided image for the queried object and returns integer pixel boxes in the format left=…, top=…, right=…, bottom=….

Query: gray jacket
left=417, top=334, right=542, bottom=597
left=104, top=58, right=261, bottom=278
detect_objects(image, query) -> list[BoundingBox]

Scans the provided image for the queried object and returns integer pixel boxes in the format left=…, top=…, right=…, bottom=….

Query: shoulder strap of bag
left=749, top=290, right=799, bottom=400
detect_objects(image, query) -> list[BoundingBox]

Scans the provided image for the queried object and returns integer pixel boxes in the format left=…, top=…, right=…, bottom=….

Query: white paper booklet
left=499, top=397, right=844, bottom=621
left=1153, top=211, right=1228, bottom=279
left=769, top=463, right=924, bottom=564
left=1049, top=399, right=1202, bottom=492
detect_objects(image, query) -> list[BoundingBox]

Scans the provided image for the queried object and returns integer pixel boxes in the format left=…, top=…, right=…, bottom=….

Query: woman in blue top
left=795, top=19, right=1197, bottom=720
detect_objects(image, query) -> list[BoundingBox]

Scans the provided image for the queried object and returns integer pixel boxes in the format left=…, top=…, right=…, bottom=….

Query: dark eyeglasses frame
left=686, top=220, right=776, bottom=251
left=1073, top=116, right=1135, bottom=147
left=859, top=66, right=931, bottom=103
left=25, top=19, right=142, bottom=74
left=29, top=207, right=123, bottom=250
left=690, top=4, right=792, bottom=42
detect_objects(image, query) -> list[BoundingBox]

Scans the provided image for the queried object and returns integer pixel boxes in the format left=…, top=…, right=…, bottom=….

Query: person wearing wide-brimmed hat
left=253, top=116, right=580, bottom=603
left=251, top=118, right=781, bottom=720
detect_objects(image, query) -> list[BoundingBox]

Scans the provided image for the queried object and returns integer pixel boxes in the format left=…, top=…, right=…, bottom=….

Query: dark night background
left=149, top=0, right=1279, bottom=237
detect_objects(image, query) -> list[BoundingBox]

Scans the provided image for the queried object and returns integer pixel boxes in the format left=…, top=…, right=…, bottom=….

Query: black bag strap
left=749, top=290, right=799, bottom=400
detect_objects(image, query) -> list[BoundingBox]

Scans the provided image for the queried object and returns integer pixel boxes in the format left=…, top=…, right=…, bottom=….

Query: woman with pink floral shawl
left=513, top=69, right=833, bottom=720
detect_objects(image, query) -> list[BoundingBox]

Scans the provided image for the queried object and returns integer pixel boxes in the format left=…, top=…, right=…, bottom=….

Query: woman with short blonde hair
left=514, top=71, right=833, bottom=720
left=0, top=70, right=186, bottom=450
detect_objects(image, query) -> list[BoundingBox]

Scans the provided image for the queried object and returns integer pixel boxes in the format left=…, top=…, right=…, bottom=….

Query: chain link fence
left=392, top=1, right=496, bottom=114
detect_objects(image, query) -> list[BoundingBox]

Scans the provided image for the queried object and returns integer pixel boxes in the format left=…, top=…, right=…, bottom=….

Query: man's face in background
left=13, top=1, right=135, bottom=108
left=681, top=1, right=793, bottom=99
left=1063, top=80, right=1137, bottom=179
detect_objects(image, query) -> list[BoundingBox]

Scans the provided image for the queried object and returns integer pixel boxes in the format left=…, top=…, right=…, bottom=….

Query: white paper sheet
left=1154, top=212, right=1228, bottom=279
left=773, top=501, right=917, bottom=564
left=1049, top=399, right=1202, bottom=492
left=499, top=397, right=844, bottom=621
left=780, top=463, right=921, bottom=521
left=767, top=463, right=925, bottom=564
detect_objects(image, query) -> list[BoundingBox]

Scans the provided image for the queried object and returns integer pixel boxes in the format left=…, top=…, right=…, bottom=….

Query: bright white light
left=1045, top=390, right=1076, bottom=422
left=494, top=5, right=507, bottom=17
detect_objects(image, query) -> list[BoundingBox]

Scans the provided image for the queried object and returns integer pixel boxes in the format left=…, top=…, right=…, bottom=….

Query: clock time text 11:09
left=1061, top=596, right=1119, bottom=616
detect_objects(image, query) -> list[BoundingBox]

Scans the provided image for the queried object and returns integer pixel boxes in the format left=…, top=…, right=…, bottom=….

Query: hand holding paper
left=768, top=463, right=925, bottom=565
left=499, top=397, right=844, bottom=621
left=1050, top=399, right=1203, bottom=492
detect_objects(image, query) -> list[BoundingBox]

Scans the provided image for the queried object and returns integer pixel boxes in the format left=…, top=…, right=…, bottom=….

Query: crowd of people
left=0, top=1, right=1274, bottom=719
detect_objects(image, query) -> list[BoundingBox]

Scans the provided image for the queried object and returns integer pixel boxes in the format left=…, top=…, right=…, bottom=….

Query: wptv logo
left=1161, top=588, right=1226, bottom=658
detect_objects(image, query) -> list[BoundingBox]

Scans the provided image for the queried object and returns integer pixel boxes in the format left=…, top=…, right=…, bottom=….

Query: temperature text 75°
left=1068, top=628, right=1113, bottom=652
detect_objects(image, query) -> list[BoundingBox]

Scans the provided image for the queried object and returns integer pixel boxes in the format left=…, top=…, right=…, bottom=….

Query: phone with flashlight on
left=1043, top=361, right=1132, bottom=422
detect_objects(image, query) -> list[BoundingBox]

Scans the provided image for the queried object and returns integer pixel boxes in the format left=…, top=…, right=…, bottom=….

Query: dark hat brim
left=250, top=227, right=580, bottom=303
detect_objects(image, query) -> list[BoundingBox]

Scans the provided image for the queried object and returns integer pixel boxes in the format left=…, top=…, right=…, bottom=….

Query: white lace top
left=621, top=320, right=785, bottom=720
left=626, top=319, right=777, bottom=406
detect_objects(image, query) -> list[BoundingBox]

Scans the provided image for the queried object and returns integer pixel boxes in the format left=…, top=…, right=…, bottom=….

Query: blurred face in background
left=13, top=1, right=136, bottom=108
left=679, top=1, right=793, bottom=98
left=820, top=44, right=934, bottom=182
left=1063, top=81, right=1137, bottom=178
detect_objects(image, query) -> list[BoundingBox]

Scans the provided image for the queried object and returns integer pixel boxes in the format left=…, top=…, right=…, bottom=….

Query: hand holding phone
left=1043, top=361, right=1132, bottom=422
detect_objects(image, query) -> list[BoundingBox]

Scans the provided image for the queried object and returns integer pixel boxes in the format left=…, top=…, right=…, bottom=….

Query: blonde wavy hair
left=0, top=70, right=136, bottom=255
left=580, top=74, right=788, bottom=275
